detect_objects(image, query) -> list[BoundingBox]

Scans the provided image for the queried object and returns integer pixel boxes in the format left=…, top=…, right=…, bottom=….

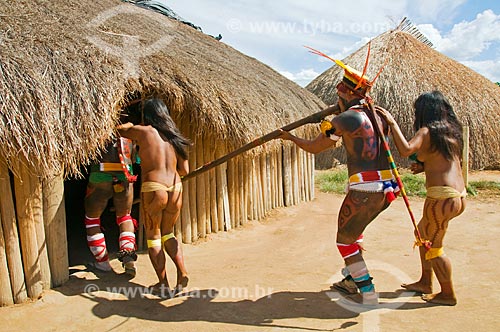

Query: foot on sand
left=174, top=275, right=189, bottom=295
left=151, top=283, right=175, bottom=299
left=341, top=291, right=379, bottom=308
left=401, top=282, right=432, bottom=294
left=91, top=261, right=112, bottom=272
left=331, top=277, right=358, bottom=295
left=123, top=261, right=136, bottom=277
left=422, top=293, right=457, bottom=306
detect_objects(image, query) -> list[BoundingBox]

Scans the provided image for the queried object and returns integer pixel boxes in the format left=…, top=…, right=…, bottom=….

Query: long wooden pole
left=370, top=105, right=429, bottom=248
left=42, top=174, right=69, bottom=287
left=0, top=214, right=14, bottom=306
left=14, top=164, right=43, bottom=299
left=0, top=162, right=27, bottom=303
left=182, top=105, right=339, bottom=181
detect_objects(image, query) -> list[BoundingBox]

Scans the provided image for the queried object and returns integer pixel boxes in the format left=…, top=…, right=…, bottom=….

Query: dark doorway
left=64, top=166, right=141, bottom=267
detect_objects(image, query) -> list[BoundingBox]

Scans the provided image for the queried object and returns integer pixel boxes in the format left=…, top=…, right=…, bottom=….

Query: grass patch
left=316, top=169, right=500, bottom=198
left=467, top=180, right=500, bottom=197
left=316, top=169, right=349, bottom=193
left=399, top=172, right=426, bottom=197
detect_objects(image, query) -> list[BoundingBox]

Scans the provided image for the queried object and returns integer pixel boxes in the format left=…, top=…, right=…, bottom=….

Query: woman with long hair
left=378, top=91, right=466, bottom=305
left=118, top=98, right=191, bottom=297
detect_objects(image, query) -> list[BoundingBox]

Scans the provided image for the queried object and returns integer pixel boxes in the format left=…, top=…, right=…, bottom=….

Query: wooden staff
left=182, top=104, right=340, bottom=181
left=369, top=104, right=430, bottom=249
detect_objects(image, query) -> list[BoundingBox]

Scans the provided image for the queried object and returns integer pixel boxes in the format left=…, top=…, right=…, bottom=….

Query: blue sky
left=159, top=0, right=500, bottom=86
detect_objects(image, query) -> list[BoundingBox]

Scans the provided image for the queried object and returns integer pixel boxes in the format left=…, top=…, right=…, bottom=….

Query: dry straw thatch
left=307, top=20, right=500, bottom=170
left=0, top=0, right=325, bottom=179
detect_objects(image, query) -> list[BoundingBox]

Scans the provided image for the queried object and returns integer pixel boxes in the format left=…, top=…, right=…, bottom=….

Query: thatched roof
left=0, top=0, right=325, bottom=179
left=307, top=25, right=500, bottom=170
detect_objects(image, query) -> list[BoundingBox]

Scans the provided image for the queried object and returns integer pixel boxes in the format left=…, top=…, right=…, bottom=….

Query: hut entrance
left=63, top=167, right=141, bottom=267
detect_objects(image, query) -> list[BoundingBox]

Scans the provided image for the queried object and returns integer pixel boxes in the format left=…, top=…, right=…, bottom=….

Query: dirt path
left=1, top=183, right=499, bottom=332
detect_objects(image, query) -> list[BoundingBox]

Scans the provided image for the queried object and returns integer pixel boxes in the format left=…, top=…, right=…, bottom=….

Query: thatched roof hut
left=0, top=0, right=325, bottom=305
left=307, top=20, right=500, bottom=170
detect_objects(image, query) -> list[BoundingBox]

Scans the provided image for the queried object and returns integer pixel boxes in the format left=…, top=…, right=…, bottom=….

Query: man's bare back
left=332, top=107, right=391, bottom=176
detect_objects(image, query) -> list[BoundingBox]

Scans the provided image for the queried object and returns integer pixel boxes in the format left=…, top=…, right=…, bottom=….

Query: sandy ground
left=1, top=171, right=499, bottom=332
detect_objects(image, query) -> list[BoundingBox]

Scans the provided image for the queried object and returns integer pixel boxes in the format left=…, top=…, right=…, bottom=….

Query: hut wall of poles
left=0, top=159, right=69, bottom=306
left=137, top=132, right=316, bottom=246
left=0, top=130, right=316, bottom=306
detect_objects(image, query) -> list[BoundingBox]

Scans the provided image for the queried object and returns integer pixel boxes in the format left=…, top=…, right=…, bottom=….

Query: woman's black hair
left=142, top=98, right=191, bottom=160
left=413, top=91, right=463, bottom=160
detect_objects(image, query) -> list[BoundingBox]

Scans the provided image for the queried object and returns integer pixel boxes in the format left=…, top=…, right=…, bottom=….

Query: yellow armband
left=320, top=120, right=340, bottom=141
left=320, top=120, right=332, bottom=135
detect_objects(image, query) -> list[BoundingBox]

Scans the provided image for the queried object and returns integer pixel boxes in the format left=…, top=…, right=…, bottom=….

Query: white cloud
left=407, top=0, right=466, bottom=22
left=280, top=68, right=320, bottom=87
left=418, top=10, right=500, bottom=60
left=461, top=59, right=500, bottom=83
left=158, top=1, right=500, bottom=84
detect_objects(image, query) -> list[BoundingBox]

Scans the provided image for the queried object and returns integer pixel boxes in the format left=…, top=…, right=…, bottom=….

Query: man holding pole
left=277, top=53, right=397, bottom=305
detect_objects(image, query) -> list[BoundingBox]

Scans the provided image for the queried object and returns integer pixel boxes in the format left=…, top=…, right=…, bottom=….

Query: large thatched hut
left=0, top=0, right=326, bottom=305
left=307, top=19, right=500, bottom=170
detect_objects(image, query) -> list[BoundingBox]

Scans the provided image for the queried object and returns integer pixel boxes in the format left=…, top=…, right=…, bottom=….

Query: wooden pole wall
left=0, top=139, right=317, bottom=308
left=180, top=183, right=191, bottom=244
left=259, top=154, right=267, bottom=216
left=292, top=146, right=300, bottom=205
left=306, top=152, right=312, bottom=201
left=188, top=133, right=198, bottom=242
left=265, top=154, right=272, bottom=213
left=277, top=149, right=284, bottom=207
left=256, top=155, right=264, bottom=218
left=207, top=138, right=219, bottom=233
left=233, top=157, right=241, bottom=227
left=215, top=144, right=229, bottom=231
left=14, top=164, right=43, bottom=300
left=179, top=119, right=192, bottom=244
left=298, top=148, right=305, bottom=202
left=202, top=133, right=212, bottom=234
left=0, top=213, right=13, bottom=306
left=227, top=158, right=236, bottom=229
left=42, top=174, right=69, bottom=287
left=250, top=158, right=258, bottom=221
left=0, top=162, right=26, bottom=304
left=32, top=176, right=51, bottom=290
left=283, top=145, right=292, bottom=206
left=195, top=135, right=207, bottom=239
left=239, top=157, right=247, bottom=226
left=272, top=152, right=279, bottom=209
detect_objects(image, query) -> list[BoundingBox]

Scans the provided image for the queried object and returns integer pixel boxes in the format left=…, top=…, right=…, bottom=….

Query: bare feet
left=422, top=293, right=457, bottom=306
left=151, top=282, right=175, bottom=299
left=401, top=282, right=432, bottom=294
left=175, top=275, right=189, bottom=294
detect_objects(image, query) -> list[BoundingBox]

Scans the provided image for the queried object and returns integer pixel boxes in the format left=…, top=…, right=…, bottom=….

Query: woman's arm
left=376, top=108, right=425, bottom=157
left=177, top=157, right=189, bottom=177
left=117, top=122, right=143, bottom=141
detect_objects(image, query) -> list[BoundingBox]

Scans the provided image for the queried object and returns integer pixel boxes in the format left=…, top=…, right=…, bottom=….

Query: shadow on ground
left=55, top=269, right=433, bottom=331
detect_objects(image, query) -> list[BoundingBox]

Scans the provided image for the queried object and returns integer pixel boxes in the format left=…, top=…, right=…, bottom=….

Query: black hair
left=413, top=91, right=463, bottom=160
left=142, top=98, right=191, bottom=160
